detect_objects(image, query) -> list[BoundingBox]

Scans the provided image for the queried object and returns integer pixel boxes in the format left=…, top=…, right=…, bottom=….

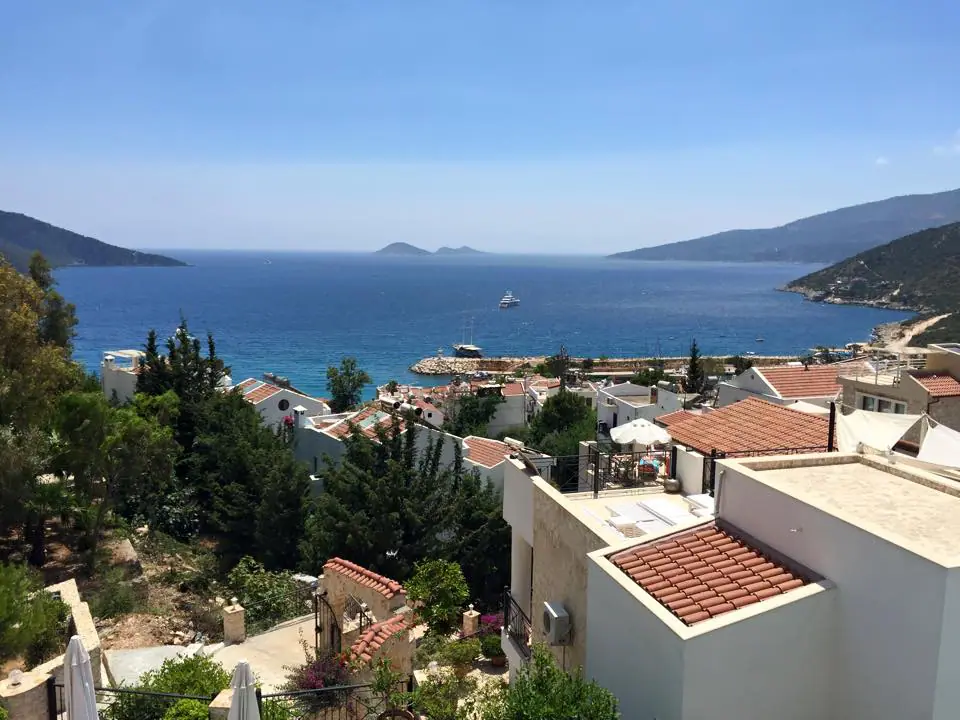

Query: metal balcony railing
left=503, top=587, right=532, bottom=660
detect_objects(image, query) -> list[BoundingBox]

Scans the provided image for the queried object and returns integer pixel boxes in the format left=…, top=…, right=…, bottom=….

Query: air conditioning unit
left=543, top=601, right=570, bottom=646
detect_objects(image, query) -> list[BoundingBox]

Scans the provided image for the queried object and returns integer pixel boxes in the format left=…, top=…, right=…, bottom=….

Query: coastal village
left=7, top=261, right=960, bottom=720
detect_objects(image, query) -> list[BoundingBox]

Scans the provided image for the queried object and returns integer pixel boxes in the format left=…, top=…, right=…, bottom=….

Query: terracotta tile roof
left=610, top=521, right=811, bottom=626
left=501, top=382, right=525, bottom=397
left=463, top=436, right=510, bottom=468
left=326, top=406, right=406, bottom=440
left=323, top=558, right=405, bottom=599
left=756, top=365, right=840, bottom=399
left=912, top=372, right=960, bottom=398
left=244, top=382, right=283, bottom=404
left=236, top=378, right=259, bottom=392
left=667, top=397, right=831, bottom=455
left=656, top=410, right=696, bottom=427
left=349, top=613, right=410, bottom=663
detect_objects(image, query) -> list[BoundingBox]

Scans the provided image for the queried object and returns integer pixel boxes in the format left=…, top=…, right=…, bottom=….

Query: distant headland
left=374, top=242, right=486, bottom=256
left=0, top=209, right=185, bottom=272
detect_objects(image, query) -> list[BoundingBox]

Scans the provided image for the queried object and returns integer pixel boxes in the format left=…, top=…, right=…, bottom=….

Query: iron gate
left=313, top=590, right=341, bottom=656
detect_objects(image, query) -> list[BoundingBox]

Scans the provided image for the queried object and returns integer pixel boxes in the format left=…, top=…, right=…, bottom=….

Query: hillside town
left=6, top=245, right=960, bottom=720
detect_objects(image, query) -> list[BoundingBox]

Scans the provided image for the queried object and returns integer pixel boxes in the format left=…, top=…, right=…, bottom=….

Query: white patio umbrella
left=64, top=635, right=98, bottom=720
left=609, top=418, right=671, bottom=447
left=228, top=660, right=260, bottom=720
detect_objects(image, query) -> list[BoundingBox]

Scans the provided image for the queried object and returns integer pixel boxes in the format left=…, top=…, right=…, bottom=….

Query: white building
left=462, top=435, right=511, bottom=493
left=501, top=448, right=960, bottom=720
left=596, top=381, right=686, bottom=433
left=233, top=377, right=331, bottom=428
left=100, top=349, right=145, bottom=403
left=716, top=364, right=841, bottom=409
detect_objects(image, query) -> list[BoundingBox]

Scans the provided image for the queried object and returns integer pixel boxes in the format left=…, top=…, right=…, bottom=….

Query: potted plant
left=440, top=638, right=480, bottom=679
left=480, top=632, right=506, bottom=667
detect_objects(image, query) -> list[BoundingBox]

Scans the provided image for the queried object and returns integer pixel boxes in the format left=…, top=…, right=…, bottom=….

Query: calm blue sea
left=56, top=252, right=911, bottom=399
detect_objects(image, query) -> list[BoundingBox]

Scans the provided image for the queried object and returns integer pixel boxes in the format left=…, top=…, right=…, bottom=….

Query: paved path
left=106, top=645, right=201, bottom=687
left=209, top=615, right=315, bottom=691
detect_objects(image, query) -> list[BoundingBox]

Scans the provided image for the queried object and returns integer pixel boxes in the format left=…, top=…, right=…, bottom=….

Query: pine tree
left=687, top=339, right=705, bottom=394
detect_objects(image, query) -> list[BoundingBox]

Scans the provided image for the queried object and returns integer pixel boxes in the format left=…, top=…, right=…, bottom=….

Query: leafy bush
left=227, top=556, right=303, bottom=632
left=1, top=563, right=70, bottom=665
left=463, top=645, right=619, bottom=720
left=284, top=632, right=352, bottom=692
left=404, top=560, right=469, bottom=636
left=0, top=703, right=8, bottom=720
left=478, top=612, right=503, bottom=636
left=260, top=700, right=294, bottom=720
left=414, top=631, right=451, bottom=669
left=161, top=699, right=208, bottom=720
left=410, top=674, right=463, bottom=720
left=479, top=633, right=503, bottom=659
left=103, top=654, right=231, bottom=720
left=89, top=566, right=139, bottom=619
left=440, top=638, right=481, bottom=678
left=154, top=488, right=201, bottom=540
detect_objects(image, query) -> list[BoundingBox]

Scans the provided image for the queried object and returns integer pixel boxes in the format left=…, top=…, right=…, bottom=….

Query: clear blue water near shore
left=56, top=252, right=911, bottom=399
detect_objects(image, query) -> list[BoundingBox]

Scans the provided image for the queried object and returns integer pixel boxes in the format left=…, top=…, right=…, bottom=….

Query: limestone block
left=0, top=672, right=52, bottom=720
left=223, top=604, right=246, bottom=644
left=462, top=608, right=480, bottom=637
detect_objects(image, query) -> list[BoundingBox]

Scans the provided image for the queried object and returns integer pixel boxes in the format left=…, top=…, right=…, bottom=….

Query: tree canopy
left=326, top=357, right=371, bottom=413
left=527, top=390, right=596, bottom=457
left=443, top=392, right=504, bottom=438
left=686, top=339, right=705, bottom=394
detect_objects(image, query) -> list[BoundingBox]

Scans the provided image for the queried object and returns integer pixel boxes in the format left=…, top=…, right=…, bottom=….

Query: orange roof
left=326, top=405, right=406, bottom=440
left=610, top=521, right=811, bottom=626
left=667, top=397, right=831, bottom=455
left=323, top=558, right=405, bottom=599
left=656, top=410, right=696, bottom=427
left=501, top=382, right=525, bottom=397
left=912, top=372, right=960, bottom=398
left=464, top=436, right=510, bottom=468
left=756, top=365, right=840, bottom=399
left=349, top=613, right=410, bottom=663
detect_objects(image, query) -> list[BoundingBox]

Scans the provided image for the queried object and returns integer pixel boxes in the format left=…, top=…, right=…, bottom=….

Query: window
left=278, top=398, right=290, bottom=411
left=861, top=394, right=906, bottom=414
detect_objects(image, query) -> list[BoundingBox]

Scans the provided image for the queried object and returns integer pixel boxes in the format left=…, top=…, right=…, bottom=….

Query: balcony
left=503, top=588, right=531, bottom=661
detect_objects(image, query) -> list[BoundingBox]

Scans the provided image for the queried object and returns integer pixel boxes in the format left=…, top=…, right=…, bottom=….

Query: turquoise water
left=56, top=252, right=911, bottom=398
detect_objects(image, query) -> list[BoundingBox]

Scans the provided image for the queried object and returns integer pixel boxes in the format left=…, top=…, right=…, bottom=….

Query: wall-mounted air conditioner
left=543, top=601, right=570, bottom=646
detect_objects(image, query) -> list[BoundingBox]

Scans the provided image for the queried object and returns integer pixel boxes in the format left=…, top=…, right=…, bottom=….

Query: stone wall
left=32, top=579, right=103, bottom=687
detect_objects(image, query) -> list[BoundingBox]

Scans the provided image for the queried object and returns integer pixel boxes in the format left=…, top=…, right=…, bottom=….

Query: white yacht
left=499, top=290, right=520, bottom=309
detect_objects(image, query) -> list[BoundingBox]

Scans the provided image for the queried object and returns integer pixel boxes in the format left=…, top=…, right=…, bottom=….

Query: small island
left=375, top=243, right=486, bottom=256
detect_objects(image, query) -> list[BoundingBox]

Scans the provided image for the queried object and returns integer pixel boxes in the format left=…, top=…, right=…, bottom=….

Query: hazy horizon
left=3, top=2, right=958, bottom=254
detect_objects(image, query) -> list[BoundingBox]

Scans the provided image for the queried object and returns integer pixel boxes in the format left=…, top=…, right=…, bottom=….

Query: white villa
left=716, top=364, right=841, bottom=409
left=500, top=447, right=960, bottom=720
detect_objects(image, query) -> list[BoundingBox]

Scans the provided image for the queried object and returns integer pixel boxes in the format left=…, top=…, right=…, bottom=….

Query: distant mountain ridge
left=0, top=210, right=185, bottom=272
left=610, top=188, right=960, bottom=263
left=784, top=221, right=960, bottom=346
left=375, top=242, right=485, bottom=256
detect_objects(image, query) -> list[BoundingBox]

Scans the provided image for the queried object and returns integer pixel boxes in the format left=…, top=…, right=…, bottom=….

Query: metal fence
left=242, top=579, right=315, bottom=635
left=50, top=681, right=214, bottom=720
left=540, top=447, right=666, bottom=497
left=258, top=681, right=410, bottom=720
left=701, top=444, right=836, bottom=495
left=503, top=587, right=531, bottom=660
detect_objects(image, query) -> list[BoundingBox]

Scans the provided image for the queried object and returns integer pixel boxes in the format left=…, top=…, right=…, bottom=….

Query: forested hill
left=784, top=222, right=960, bottom=345
left=609, top=187, right=960, bottom=263
left=0, top=210, right=185, bottom=272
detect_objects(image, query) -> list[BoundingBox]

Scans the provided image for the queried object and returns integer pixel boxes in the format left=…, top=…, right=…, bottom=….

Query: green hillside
left=784, top=222, right=960, bottom=345
left=610, top=187, right=960, bottom=263
left=0, top=210, right=184, bottom=272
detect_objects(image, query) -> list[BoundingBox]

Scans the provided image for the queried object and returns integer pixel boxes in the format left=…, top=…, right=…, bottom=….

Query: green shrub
left=479, top=632, right=503, bottom=658
left=404, top=560, right=468, bottom=636
left=227, top=556, right=302, bottom=632
left=440, top=638, right=480, bottom=678
left=414, top=632, right=450, bottom=669
left=161, top=699, right=208, bottom=720
left=260, top=700, right=294, bottom=720
left=411, top=674, right=475, bottom=720
left=0, top=702, right=9, bottom=720
left=1, top=563, right=70, bottom=665
left=103, top=654, right=231, bottom=720
left=89, top=567, right=139, bottom=619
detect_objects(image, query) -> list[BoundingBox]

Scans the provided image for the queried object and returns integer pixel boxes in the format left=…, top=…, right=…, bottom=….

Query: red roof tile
left=610, top=521, right=811, bottom=626
left=323, top=558, right=405, bottom=599
left=912, top=372, right=960, bottom=398
left=501, top=383, right=525, bottom=397
left=667, top=397, right=831, bottom=455
left=243, top=382, right=282, bottom=404
left=756, top=365, right=840, bottom=399
left=349, top=613, right=410, bottom=663
left=657, top=410, right=696, bottom=427
left=326, top=406, right=407, bottom=440
left=464, top=436, right=510, bottom=468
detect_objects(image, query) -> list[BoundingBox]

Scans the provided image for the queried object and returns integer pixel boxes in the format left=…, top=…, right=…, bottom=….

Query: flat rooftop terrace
left=739, top=455, right=960, bottom=566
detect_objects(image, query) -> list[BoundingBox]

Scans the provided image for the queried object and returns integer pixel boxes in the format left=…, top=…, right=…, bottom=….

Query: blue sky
left=1, top=1, right=958, bottom=253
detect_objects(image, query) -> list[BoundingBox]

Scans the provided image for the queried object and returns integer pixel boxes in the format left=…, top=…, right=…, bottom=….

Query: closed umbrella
left=228, top=661, right=260, bottom=720
left=64, top=635, right=98, bottom=720
left=609, top=418, right=671, bottom=447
